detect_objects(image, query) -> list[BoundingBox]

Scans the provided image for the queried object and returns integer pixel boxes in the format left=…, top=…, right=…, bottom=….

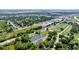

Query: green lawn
left=61, top=25, right=72, bottom=35
left=74, top=33, right=79, bottom=39
left=0, top=24, right=41, bottom=42
left=0, top=20, right=7, bottom=32
left=29, top=33, right=39, bottom=38
left=76, top=16, right=79, bottom=19
left=51, top=23, right=68, bottom=32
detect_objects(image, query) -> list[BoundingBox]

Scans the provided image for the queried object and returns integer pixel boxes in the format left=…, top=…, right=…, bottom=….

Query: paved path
left=52, top=25, right=72, bottom=50
left=0, top=38, right=16, bottom=45
left=0, top=19, right=64, bottom=46
left=74, top=16, right=79, bottom=24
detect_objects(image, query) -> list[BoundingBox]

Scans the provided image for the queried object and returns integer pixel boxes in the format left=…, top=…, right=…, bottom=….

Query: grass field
left=74, top=33, right=79, bottom=40
left=51, top=22, right=68, bottom=32
left=0, top=24, right=41, bottom=42
left=61, top=25, right=72, bottom=35
left=0, top=20, right=7, bottom=32
left=76, top=16, right=79, bottom=19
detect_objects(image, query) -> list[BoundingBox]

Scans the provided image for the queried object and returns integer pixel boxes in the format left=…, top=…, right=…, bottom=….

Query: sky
left=0, top=0, right=79, bottom=9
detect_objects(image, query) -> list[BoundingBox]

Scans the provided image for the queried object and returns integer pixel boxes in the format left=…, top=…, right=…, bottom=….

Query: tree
left=46, top=37, right=51, bottom=41
left=4, top=45, right=15, bottom=50
left=17, top=32, right=24, bottom=37
left=62, top=44, right=69, bottom=50
left=43, top=40, right=54, bottom=49
left=48, top=41, right=54, bottom=48
left=53, top=36, right=56, bottom=41
left=55, top=42, right=62, bottom=50
left=29, top=44, right=38, bottom=50
left=26, top=42, right=34, bottom=49
left=0, top=45, right=4, bottom=50
left=38, top=43, right=44, bottom=50
left=60, top=28, right=64, bottom=31
left=27, top=19, right=34, bottom=26
left=74, top=40, right=79, bottom=46
left=70, top=23, right=79, bottom=33
left=46, top=28, right=48, bottom=31
left=68, top=41, right=75, bottom=50
left=15, top=41, right=23, bottom=50
left=73, top=45, right=79, bottom=50
left=21, top=34, right=30, bottom=42
left=35, top=31, right=40, bottom=34
left=48, top=31, right=57, bottom=38
left=41, top=41, right=48, bottom=49
left=52, top=31, right=57, bottom=36
left=16, top=37, right=21, bottom=41
left=60, top=38, right=69, bottom=44
left=6, top=27, right=13, bottom=33
left=69, top=35, right=74, bottom=40
left=59, top=34, right=64, bottom=39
